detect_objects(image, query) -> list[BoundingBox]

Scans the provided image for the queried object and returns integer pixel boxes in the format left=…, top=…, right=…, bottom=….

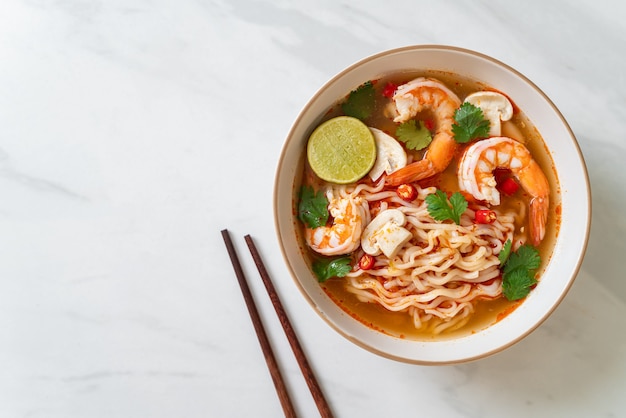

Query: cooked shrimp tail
left=530, top=196, right=548, bottom=246
left=518, top=158, right=550, bottom=245
left=384, top=158, right=437, bottom=185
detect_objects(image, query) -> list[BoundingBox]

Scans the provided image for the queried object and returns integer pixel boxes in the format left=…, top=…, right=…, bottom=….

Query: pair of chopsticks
left=221, top=229, right=334, bottom=418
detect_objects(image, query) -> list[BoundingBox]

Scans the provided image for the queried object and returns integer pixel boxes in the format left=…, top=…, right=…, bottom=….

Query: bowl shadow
left=573, top=135, right=626, bottom=300
left=437, top=268, right=624, bottom=415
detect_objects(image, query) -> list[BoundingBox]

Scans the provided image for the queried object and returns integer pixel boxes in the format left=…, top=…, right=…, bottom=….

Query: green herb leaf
left=298, top=186, right=328, bottom=228
left=448, top=192, right=468, bottom=224
left=342, top=81, right=375, bottom=120
left=396, top=120, right=433, bottom=150
left=498, top=239, right=512, bottom=265
left=425, top=190, right=468, bottom=225
left=312, top=256, right=352, bottom=282
left=503, top=244, right=541, bottom=275
left=452, top=102, right=490, bottom=143
left=500, top=244, right=541, bottom=301
left=502, top=268, right=537, bottom=301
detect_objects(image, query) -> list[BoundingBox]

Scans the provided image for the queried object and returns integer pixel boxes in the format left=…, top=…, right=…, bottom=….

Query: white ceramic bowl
left=274, top=45, right=591, bottom=364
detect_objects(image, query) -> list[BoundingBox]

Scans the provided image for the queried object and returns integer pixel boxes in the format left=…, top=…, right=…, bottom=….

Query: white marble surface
left=1, top=0, right=624, bottom=417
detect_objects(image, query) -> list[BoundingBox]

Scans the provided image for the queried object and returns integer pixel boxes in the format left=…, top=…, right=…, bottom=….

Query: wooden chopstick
left=221, top=229, right=297, bottom=418
left=244, top=234, right=335, bottom=418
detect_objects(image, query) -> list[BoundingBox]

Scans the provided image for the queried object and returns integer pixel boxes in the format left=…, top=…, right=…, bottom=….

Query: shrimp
left=385, top=77, right=462, bottom=186
left=304, top=187, right=368, bottom=256
left=458, top=136, right=550, bottom=246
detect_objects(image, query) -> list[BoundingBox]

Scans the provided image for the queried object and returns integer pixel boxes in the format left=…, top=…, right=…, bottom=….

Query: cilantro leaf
left=298, top=186, right=328, bottom=228
left=425, top=190, right=468, bottom=225
left=503, top=244, right=541, bottom=275
left=396, top=120, right=433, bottom=150
left=452, top=102, right=490, bottom=143
left=498, top=239, right=512, bottom=265
left=448, top=192, right=468, bottom=223
left=500, top=244, right=541, bottom=301
left=502, top=268, right=537, bottom=301
left=342, top=81, right=375, bottom=120
left=312, top=256, right=352, bottom=282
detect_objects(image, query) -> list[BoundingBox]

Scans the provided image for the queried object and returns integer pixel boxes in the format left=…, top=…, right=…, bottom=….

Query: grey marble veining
left=0, top=0, right=624, bottom=417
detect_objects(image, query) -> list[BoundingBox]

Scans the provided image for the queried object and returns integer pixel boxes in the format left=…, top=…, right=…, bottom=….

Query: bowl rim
left=273, top=44, right=592, bottom=364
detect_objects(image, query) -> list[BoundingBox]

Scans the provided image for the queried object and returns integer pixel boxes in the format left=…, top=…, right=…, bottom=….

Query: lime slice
left=307, top=116, right=376, bottom=184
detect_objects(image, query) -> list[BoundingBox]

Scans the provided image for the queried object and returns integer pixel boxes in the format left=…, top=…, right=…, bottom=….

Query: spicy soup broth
left=296, top=70, right=560, bottom=340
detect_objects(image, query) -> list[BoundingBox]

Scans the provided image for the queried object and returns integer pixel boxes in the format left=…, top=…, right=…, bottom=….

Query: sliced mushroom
left=361, top=209, right=412, bottom=258
left=368, top=127, right=407, bottom=181
left=464, top=91, right=513, bottom=137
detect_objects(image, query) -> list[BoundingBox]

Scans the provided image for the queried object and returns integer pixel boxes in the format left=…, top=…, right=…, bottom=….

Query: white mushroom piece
left=361, top=209, right=413, bottom=259
left=368, top=127, right=407, bottom=181
left=464, top=91, right=513, bottom=137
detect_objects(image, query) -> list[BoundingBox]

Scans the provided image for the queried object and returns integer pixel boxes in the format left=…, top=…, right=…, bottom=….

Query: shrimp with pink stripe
left=304, top=186, right=370, bottom=256
left=458, top=136, right=550, bottom=246
left=385, top=77, right=462, bottom=186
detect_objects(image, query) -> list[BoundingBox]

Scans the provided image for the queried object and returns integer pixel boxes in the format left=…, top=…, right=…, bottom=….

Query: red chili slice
left=382, top=82, right=397, bottom=98
left=494, top=168, right=509, bottom=185
left=358, top=254, right=375, bottom=270
left=475, top=209, right=497, bottom=224
left=396, top=184, right=418, bottom=201
left=499, top=177, right=520, bottom=195
left=424, top=119, right=435, bottom=131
